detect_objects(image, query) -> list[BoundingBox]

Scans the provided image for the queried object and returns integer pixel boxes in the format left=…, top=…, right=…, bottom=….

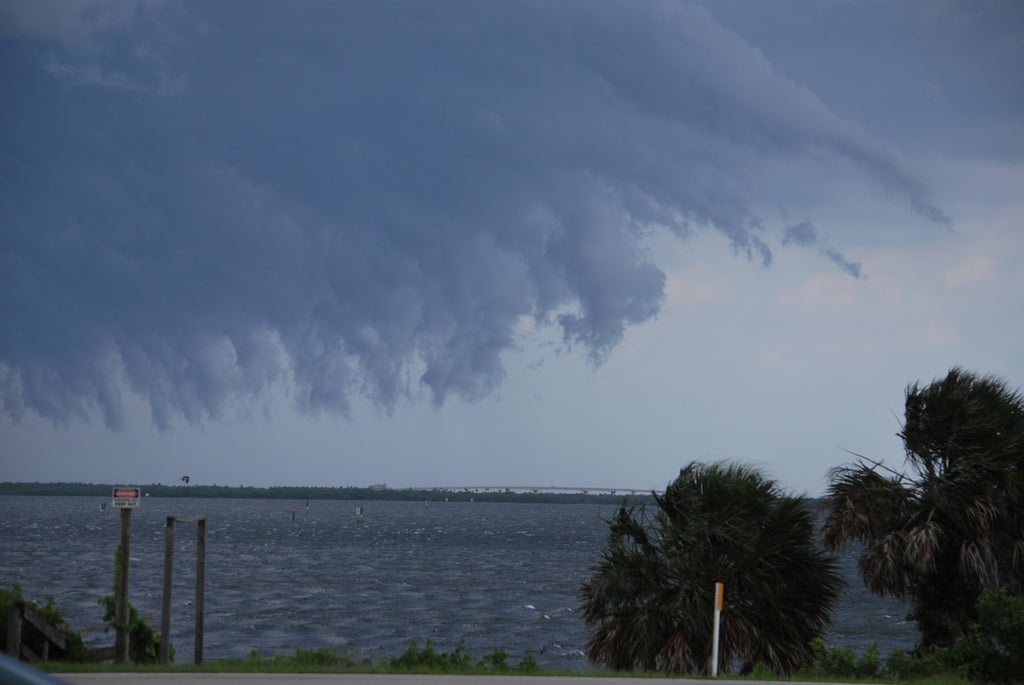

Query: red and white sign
left=112, top=487, right=141, bottom=508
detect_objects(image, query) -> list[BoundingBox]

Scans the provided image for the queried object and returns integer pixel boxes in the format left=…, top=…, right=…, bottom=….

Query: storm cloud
left=783, top=221, right=862, bottom=278
left=1, top=0, right=946, bottom=429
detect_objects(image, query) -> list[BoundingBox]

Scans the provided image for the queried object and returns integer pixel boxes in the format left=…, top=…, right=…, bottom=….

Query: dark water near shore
left=0, top=496, right=914, bottom=669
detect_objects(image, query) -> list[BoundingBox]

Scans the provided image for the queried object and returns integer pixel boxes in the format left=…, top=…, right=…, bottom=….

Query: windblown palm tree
left=823, top=368, right=1024, bottom=649
left=579, top=461, right=843, bottom=675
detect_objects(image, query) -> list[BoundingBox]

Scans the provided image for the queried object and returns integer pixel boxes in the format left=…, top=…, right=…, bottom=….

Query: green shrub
left=277, top=646, right=358, bottom=667
left=0, top=584, right=92, bottom=662
left=478, top=647, right=510, bottom=671
left=807, top=638, right=883, bottom=679
left=884, top=649, right=943, bottom=680
left=518, top=649, right=542, bottom=674
left=932, top=589, right=1024, bottom=684
left=388, top=640, right=473, bottom=672
left=97, top=594, right=171, bottom=663
left=386, top=640, right=545, bottom=674
left=808, top=591, right=1024, bottom=684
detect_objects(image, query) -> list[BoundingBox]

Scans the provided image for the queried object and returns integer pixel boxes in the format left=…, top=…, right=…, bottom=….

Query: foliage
left=288, top=647, right=356, bottom=667
left=268, top=646, right=360, bottom=668
left=884, top=648, right=944, bottom=681
left=747, top=662, right=775, bottom=679
left=0, top=584, right=92, bottom=662
left=98, top=594, right=170, bottom=663
left=517, top=649, right=541, bottom=673
left=382, top=640, right=541, bottom=674
left=800, top=591, right=1024, bottom=684
left=477, top=647, right=510, bottom=671
left=806, top=639, right=883, bottom=679
left=0, top=481, right=635, bottom=505
left=387, top=639, right=473, bottom=672
left=933, top=589, right=1024, bottom=684
left=579, top=461, right=844, bottom=676
left=823, top=368, right=1024, bottom=649
left=42, top=641, right=548, bottom=675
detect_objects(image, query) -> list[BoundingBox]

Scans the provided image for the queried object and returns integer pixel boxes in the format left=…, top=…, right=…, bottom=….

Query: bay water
left=0, top=495, right=914, bottom=670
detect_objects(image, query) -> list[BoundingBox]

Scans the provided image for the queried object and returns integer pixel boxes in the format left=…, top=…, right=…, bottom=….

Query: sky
left=1, top=0, right=1022, bottom=496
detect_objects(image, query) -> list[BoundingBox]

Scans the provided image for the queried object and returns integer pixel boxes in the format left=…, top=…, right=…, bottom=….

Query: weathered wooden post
left=160, top=517, right=175, bottom=665
left=158, top=515, right=207, bottom=665
left=194, top=517, right=206, bottom=665
left=111, top=486, right=141, bottom=663
left=6, top=602, right=22, bottom=657
left=114, top=507, right=132, bottom=662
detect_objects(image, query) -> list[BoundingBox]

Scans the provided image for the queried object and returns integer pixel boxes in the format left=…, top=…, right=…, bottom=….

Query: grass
left=39, top=642, right=564, bottom=676
left=29, top=637, right=996, bottom=684
left=35, top=649, right=977, bottom=685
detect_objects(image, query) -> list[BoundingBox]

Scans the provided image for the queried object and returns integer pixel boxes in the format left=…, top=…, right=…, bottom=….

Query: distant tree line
left=0, top=481, right=639, bottom=505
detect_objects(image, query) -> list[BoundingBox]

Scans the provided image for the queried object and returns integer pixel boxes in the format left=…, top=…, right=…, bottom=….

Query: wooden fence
left=5, top=600, right=68, bottom=663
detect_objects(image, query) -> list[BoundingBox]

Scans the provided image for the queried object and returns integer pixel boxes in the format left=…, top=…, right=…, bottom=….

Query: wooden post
left=194, top=517, right=206, bottom=665
left=6, top=601, right=22, bottom=657
left=114, top=507, right=132, bottom=663
left=160, top=517, right=175, bottom=665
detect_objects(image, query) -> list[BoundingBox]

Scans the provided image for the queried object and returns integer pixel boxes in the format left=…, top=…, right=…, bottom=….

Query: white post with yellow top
left=711, top=581, right=723, bottom=676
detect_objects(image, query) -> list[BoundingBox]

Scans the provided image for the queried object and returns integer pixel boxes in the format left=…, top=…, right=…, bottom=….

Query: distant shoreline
left=0, top=481, right=646, bottom=505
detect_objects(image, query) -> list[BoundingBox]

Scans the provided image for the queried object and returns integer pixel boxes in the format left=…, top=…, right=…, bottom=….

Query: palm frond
left=905, top=518, right=943, bottom=576
left=823, top=463, right=910, bottom=549
left=958, top=540, right=999, bottom=590
left=860, top=532, right=908, bottom=597
left=963, top=497, right=999, bottom=535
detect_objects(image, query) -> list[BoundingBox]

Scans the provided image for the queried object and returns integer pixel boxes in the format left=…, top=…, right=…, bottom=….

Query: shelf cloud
left=0, top=0, right=948, bottom=429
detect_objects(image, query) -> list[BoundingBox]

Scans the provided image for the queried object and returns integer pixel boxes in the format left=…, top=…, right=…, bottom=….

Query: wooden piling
left=5, top=601, right=22, bottom=657
left=160, top=517, right=175, bottom=665
left=194, top=517, right=206, bottom=665
left=114, top=508, right=132, bottom=663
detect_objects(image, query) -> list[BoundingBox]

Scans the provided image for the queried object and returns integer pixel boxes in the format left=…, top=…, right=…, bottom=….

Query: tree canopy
left=823, top=367, right=1024, bottom=649
left=579, top=461, right=843, bottom=675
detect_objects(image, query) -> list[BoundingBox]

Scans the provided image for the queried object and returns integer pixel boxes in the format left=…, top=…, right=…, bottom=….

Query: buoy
left=290, top=508, right=295, bottom=521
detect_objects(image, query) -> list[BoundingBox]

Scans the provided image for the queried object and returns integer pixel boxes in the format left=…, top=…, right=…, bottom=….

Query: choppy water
left=0, top=496, right=914, bottom=669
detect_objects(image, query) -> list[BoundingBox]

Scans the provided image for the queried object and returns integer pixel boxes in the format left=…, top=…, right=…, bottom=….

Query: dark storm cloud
left=782, top=221, right=820, bottom=248
left=820, top=248, right=863, bottom=280
left=783, top=221, right=862, bottom=278
left=0, top=0, right=940, bottom=428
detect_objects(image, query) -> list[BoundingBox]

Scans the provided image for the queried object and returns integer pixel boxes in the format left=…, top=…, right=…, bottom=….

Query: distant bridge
left=401, top=485, right=662, bottom=496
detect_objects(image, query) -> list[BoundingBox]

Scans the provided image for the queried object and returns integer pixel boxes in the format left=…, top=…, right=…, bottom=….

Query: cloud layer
left=0, top=0, right=947, bottom=429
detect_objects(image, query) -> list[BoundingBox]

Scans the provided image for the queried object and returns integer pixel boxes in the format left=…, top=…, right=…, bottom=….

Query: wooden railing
left=5, top=600, right=67, bottom=663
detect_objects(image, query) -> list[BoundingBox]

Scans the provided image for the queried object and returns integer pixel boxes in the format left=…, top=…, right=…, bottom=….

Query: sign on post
left=112, top=487, right=141, bottom=508
left=110, top=486, right=139, bottom=663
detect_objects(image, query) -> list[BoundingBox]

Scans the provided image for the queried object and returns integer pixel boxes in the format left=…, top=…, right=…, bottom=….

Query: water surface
left=0, top=496, right=913, bottom=669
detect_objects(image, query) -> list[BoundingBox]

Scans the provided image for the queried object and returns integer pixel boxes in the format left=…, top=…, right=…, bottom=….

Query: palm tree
left=823, top=368, right=1024, bottom=649
left=579, top=461, right=843, bottom=675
